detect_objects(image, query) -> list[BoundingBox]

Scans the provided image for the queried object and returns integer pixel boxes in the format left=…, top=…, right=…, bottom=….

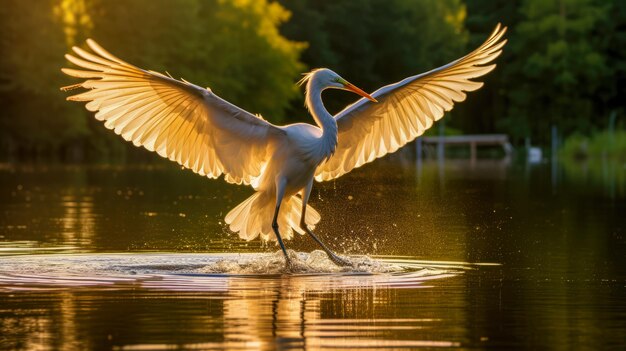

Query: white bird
left=62, top=24, right=507, bottom=267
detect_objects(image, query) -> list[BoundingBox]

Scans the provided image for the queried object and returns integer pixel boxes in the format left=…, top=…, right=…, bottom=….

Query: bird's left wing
left=62, top=39, right=286, bottom=186
left=315, top=24, right=507, bottom=182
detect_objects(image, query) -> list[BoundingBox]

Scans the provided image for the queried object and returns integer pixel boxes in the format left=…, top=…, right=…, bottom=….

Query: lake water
left=0, top=154, right=625, bottom=350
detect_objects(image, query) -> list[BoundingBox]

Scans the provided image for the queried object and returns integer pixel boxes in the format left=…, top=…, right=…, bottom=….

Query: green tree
left=83, top=0, right=304, bottom=120
left=0, top=0, right=89, bottom=158
left=602, top=0, right=626, bottom=121
left=457, top=0, right=521, bottom=135
left=280, top=0, right=467, bottom=115
left=0, top=0, right=305, bottom=160
left=503, top=0, right=612, bottom=143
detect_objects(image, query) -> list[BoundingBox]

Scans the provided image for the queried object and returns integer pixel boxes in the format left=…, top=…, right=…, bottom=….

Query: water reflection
left=0, top=285, right=466, bottom=350
left=0, top=253, right=469, bottom=350
left=59, top=194, right=96, bottom=246
left=0, top=159, right=625, bottom=349
left=559, top=157, right=625, bottom=198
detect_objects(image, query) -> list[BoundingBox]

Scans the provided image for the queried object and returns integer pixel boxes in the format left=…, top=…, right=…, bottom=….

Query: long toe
left=330, top=254, right=352, bottom=267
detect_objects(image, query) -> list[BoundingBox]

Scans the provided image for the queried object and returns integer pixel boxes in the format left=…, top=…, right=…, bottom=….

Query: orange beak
left=344, top=82, right=378, bottom=103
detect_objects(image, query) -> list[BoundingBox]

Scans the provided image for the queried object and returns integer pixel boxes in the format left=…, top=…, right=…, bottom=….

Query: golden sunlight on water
left=0, top=252, right=473, bottom=350
left=0, top=160, right=624, bottom=349
left=59, top=194, right=96, bottom=246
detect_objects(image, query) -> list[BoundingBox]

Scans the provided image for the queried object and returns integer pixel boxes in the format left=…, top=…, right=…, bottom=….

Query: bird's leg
left=272, top=178, right=292, bottom=268
left=300, top=181, right=351, bottom=267
left=304, top=226, right=351, bottom=267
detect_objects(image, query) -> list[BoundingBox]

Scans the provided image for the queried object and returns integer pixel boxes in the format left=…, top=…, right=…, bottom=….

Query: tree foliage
left=0, top=0, right=625, bottom=159
left=505, top=0, right=612, bottom=143
left=0, top=0, right=89, bottom=156
left=465, top=0, right=624, bottom=144
left=0, top=0, right=304, bottom=159
left=281, top=0, right=467, bottom=115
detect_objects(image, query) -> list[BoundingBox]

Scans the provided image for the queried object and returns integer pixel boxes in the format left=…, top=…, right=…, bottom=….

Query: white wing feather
left=315, top=24, right=507, bottom=181
left=62, top=39, right=285, bottom=186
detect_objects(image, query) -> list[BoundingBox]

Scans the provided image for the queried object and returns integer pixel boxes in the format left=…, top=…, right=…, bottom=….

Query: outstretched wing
left=315, top=24, right=507, bottom=182
left=62, top=39, right=285, bottom=186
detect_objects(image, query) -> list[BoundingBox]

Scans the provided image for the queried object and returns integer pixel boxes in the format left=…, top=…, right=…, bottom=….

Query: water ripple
left=0, top=251, right=477, bottom=292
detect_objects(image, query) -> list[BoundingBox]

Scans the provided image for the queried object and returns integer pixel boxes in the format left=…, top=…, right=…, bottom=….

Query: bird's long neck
left=305, top=80, right=338, bottom=159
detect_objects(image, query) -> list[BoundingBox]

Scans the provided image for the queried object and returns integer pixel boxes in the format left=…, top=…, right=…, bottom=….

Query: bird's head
left=300, top=68, right=377, bottom=102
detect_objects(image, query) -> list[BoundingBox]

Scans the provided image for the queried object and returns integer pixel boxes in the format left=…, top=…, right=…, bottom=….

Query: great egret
left=62, top=24, right=506, bottom=267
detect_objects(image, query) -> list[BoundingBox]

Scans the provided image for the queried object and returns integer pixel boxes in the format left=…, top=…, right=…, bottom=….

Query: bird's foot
left=284, top=258, right=294, bottom=272
left=283, top=250, right=300, bottom=273
left=284, top=256, right=306, bottom=273
left=328, top=253, right=352, bottom=267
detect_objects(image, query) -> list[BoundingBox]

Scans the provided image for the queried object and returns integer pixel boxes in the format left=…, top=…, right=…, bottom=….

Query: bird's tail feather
left=225, top=191, right=320, bottom=241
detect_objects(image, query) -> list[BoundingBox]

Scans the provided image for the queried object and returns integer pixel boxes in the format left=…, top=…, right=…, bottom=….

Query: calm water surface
left=0, top=154, right=625, bottom=350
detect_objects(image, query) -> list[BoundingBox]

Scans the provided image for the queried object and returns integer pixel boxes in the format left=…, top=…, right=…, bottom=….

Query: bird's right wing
left=315, top=24, right=506, bottom=181
left=62, top=39, right=286, bottom=186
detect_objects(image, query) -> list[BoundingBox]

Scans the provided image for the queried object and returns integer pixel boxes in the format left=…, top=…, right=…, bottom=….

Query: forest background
left=1, top=0, right=623, bottom=161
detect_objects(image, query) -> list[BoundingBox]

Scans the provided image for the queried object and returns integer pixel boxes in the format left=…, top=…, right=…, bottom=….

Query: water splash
left=198, top=250, right=402, bottom=274
left=0, top=251, right=469, bottom=291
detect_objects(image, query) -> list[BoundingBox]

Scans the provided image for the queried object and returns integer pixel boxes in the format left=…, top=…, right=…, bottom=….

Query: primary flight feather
left=62, top=24, right=507, bottom=267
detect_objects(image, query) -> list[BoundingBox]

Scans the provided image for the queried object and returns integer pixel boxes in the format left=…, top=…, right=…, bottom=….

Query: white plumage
left=62, top=24, right=507, bottom=266
left=316, top=24, right=507, bottom=181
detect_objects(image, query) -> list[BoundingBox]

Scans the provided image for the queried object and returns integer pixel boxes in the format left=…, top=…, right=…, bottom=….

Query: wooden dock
left=420, top=134, right=513, bottom=160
